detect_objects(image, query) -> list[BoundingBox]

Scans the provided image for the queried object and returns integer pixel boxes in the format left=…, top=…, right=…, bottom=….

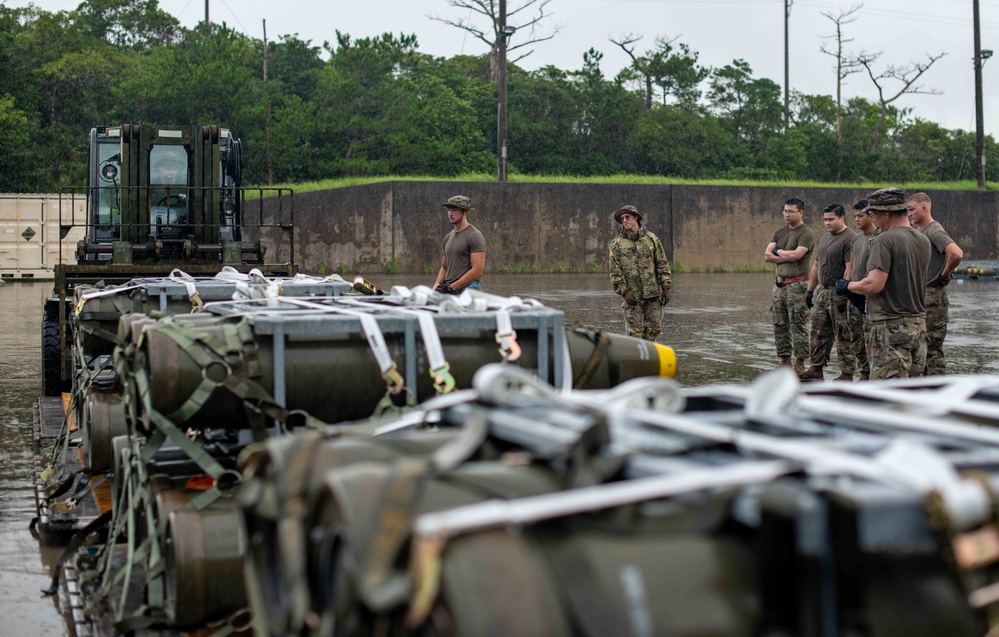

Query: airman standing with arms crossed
left=433, top=195, right=486, bottom=295
left=907, top=193, right=963, bottom=375
left=837, top=187, right=931, bottom=379
left=764, top=198, right=814, bottom=374
left=844, top=199, right=876, bottom=380
left=800, top=204, right=856, bottom=382
left=609, top=205, right=672, bottom=341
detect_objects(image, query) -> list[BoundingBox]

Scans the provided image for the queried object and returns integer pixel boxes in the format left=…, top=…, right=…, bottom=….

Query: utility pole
left=263, top=19, right=273, bottom=185
left=974, top=0, right=987, bottom=189
left=497, top=0, right=509, bottom=182
left=205, top=0, right=209, bottom=25
left=784, top=0, right=792, bottom=130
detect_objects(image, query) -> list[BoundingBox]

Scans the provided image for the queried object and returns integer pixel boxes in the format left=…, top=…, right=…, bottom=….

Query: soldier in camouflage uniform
left=609, top=205, right=672, bottom=341
left=837, top=188, right=931, bottom=380
left=907, top=193, right=963, bottom=375
left=764, top=198, right=814, bottom=374
left=843, top=200, right=876, bottom=380
left=800, top=204, right=856, bottom=382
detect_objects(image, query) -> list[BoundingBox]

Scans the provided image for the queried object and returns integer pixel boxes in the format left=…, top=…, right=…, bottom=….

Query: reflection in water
left=2, top=273, right=999, bottom=633
left=0, top=282, right=74, bottom=636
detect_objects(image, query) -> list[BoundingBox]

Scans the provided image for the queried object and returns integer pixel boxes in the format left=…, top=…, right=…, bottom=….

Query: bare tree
left=854, top=50, right=947, bottom=152
left=610, top=33, right=663, bottom=109
left=428, top=0, right=561, bottom=82
left=820, top=4, right=863, bottom=182
left=611, top=33, right=707, bottom=109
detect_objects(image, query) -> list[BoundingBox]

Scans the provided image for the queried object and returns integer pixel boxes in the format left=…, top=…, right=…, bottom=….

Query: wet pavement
left=0, top=281, right=74, bottom=636
left=2, top=272, right=999, bottom=635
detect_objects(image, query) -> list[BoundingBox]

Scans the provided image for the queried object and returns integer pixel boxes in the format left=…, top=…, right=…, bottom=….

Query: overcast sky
left=9, top=0, right=999, bottom=135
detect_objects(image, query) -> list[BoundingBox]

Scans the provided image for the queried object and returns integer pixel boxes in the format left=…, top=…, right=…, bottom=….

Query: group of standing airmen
left=430, top=197, right=676, bottom=345
left=429, top=190, right=962, bottom=383
left=766, top=187, right=964, bottom=381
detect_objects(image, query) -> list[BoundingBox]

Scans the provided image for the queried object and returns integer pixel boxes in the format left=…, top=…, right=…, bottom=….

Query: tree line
left=0, top=0, right=994, bottom=193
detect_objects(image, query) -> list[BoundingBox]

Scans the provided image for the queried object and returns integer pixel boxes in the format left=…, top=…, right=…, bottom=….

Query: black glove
left=435, top=283, right=454, bottom=294
left=805, top=290, right=814, bottom=309
left=834, top=279, right=866, bottom=313
left=772, top=246, right=780, bottom=257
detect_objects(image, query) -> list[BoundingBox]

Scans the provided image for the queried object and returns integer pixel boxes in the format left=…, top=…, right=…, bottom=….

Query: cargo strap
left=356, top=408, right=490, bottom=612
left=281, top=297, right=406, bottom=395
left=74, top=283, right=148, bottom=316
left=269, top=433, right=325, bottom=631
left=398, top=307, right=454, bottom=394
left=41, top=386, right=87, bottom=487
left=46, top=471, right=109, bottom=514
left=568, top=375, right=997, bottom=539
left=137, top=317, right=326, bottom=440
left=41, top=509, right=113, bottom=595
left=168, top=268, right=204, bottom=312
left=572, top=329, right=611, bottom=390
left=927, top=479, right=999, bottom=629
left=494, top=306, right=522, bottom=362
left=404, top=460, right=790, bottom=628
left=439, top=289, right=541, bottom=364
left=198, top=607, right=253, bottom=637
left=344, top=295, right=456, bottom=395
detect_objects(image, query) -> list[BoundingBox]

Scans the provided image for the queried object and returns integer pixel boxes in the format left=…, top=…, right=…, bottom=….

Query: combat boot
left=798, top=366, right=824, bottom=381
left=858, top=371, right=869, bottom=381
left=833, top=372, right=853, bottom=382
left=776, top=356, right=792, bottom=369
left=793, top=358, right=806, bottom=375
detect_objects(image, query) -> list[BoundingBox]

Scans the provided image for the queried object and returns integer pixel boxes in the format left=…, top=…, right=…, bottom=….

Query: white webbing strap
left=344, top=289, right=455, bottom=394
left=168, top=268, right=203, bottom=312
left=74, top=283, right=149, bottom=316
left=280, top=298, right=405, bottom=394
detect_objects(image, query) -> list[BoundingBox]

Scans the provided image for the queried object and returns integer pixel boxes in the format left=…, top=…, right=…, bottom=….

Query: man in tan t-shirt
left=764, top=197, right=814, bottom=374
left=838, top=187, right=931, bottom=379
left=907, top=192, right=963, bottom=375
left=433, top=195, right=486, bottom=294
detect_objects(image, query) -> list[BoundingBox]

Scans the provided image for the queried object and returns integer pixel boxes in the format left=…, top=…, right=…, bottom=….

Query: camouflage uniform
left=860, top=188, right=932, bottom=380
left=610, top=226, right=672, bottom=341
left=869, top=318, right=928, bottom=380
left=924, top=285, right=949, bottom=375
left=846, top=229, right=877, bottom=380
left=808, top=288, right=857, bottom=374
left=921, top=220, right=958, bottom=376
left=842, top=304, right=869, bottom=378
left=769, top=222, right=814, bottom=363
left=772, top=281, right=809, bottom=360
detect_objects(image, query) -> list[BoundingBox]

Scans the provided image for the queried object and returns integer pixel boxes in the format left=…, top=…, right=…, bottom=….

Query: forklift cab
left=81, top=124, right=241, bottom=263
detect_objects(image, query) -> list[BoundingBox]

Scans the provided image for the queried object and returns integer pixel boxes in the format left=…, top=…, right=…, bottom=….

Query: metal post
left=974, top=0, right=987, bottom=189
left=497, top=0, right=508, bottom=182
left=205, top=0, right=209, bottom=24
left=784, top=0, right=792, bottom=130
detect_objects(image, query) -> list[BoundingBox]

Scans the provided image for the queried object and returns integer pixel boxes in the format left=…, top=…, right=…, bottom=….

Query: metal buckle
left=431, top=363, right=456, bottom=394
left=383, top=366, right=405, bottom=395
left=496, top=331, right=522, bottom=362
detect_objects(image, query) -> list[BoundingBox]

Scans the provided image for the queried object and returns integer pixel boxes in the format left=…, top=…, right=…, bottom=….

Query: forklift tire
left=42, top=304, right=62, bottom=397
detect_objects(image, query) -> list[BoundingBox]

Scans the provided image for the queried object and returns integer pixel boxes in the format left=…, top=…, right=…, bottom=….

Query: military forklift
left=42, top=124, right=296, bottom=396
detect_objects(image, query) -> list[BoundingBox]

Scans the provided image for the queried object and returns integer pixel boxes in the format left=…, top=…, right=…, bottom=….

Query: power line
left=589, top=0, right=999, bottom=30
left=799, top=0, right=999, bottom=30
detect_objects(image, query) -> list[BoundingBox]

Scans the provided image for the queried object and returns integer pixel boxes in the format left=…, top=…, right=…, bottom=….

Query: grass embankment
left=253, top=174, right=996, bottom=194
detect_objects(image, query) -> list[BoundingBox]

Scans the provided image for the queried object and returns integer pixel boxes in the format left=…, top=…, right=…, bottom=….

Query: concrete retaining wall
left=10, top=183, right=990, bottom=277
left=286, top=182, right=999, bottom=275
